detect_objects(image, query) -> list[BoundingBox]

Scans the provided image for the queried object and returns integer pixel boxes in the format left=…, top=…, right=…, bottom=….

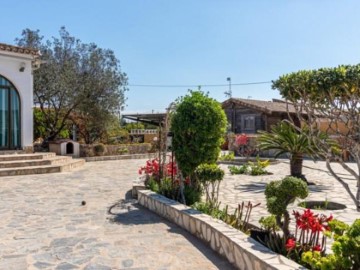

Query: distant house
left=222, top=98, right=300, bottom=134
left=0, top=43, right=41, bottom=151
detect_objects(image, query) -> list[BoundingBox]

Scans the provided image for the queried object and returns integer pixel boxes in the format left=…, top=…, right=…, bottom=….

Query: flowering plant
left=285, top=209, right=333, bottom=260
left=235, top=133, right=248, bottom=146
left=138, top=158, right=160, bottom=179
left=138, top=156, right=196, bottom=204
left=138, top=156, right=178, bottom=181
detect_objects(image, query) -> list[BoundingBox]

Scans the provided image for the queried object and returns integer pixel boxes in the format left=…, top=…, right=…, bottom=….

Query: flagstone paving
left=0, top=159, right=234, bottom=270
left=218, top=159, right=360, bottom=228
left=2, top=157, right=359, bottom=270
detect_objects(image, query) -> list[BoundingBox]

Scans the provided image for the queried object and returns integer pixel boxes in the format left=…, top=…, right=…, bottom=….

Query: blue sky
left=2, top=1, right=360, bottom=113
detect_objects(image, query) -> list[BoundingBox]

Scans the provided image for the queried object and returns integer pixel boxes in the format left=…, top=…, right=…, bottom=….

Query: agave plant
left=257, top=121, right=319, bottom=180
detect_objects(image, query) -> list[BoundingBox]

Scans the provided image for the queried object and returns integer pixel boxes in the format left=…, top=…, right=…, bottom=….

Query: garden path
left=0, top=159, right=234, bottom=270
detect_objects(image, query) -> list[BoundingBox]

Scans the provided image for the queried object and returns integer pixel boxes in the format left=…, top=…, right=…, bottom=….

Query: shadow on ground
left=106, top=190, right=235, bottom=270
left=107, top=199, right=164, bottom=225
left=234, top=182, right=267, bottom=193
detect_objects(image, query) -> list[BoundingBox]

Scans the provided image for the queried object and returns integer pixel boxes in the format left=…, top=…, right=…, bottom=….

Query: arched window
left=0, top=76, right=21, bottom=150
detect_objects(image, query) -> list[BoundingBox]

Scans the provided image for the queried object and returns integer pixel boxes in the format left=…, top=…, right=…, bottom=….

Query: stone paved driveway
left=0, top=159, right=234, bottom=270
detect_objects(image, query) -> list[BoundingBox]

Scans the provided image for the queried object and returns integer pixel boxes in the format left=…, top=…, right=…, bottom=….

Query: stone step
left=0, top=156, right=73, bottom=168
left=0, top=150, right=26, bottom=155
left=0, top=152, right=56, bottom=162
left=0, top=159, right=85, bottom=177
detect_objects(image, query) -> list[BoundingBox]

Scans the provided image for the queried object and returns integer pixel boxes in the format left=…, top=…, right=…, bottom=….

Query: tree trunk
left=290, top=153, right=303, bottom=178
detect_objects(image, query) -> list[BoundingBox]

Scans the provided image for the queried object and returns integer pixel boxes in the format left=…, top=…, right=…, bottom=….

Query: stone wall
left=85, top=153, right=157, bottom=162
left=80, top=143, right=152, bottom=157
left=137, top=190, right=304, bottom=270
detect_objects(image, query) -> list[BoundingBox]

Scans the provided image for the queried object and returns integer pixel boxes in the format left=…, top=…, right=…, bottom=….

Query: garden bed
left=298, top=200, right=347, bottom=211
left=218, top=157, right=279, bottom=166
left=136, top=189, right=304, bottom=270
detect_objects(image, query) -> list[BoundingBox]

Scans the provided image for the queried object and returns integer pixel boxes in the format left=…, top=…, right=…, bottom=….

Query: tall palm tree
left=258, top=121, right=318, bottom=181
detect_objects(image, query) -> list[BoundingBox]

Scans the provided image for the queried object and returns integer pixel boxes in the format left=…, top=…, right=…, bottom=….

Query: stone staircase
left=0, top=152, right=85, bottom=177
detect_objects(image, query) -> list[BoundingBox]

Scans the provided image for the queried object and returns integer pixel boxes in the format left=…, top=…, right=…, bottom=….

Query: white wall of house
left=0, top=51, right=35, bottom=150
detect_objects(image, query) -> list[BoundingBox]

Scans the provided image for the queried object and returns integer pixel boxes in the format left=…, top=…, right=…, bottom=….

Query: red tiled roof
left=0, top=43, right=40, bottom=57
left=222, top=98, right=296, bottom=114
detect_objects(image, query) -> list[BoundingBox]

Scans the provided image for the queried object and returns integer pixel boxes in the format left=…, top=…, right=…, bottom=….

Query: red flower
left=285, top=238, right=296, bottom=251
left=236, top=134, right=248, bottom=146
left=312, top=245, right=321, bottom=252
left=311, top=220, right=324, bottom=233
left=326, top=214, right=333, bottom=222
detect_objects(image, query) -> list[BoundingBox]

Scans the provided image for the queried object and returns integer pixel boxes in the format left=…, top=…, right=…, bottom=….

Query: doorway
left=0, top=75, right=21, bottom=150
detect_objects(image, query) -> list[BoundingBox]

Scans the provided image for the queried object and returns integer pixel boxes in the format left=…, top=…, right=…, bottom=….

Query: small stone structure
left=49, top=139, right=80, bottom=158
left=137, top=189, right=304, bottom=270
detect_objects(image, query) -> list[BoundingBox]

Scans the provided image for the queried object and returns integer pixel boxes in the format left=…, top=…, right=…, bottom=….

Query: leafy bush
left=194, top=163, right=224, bottom=205
left=259, top=215, right=279, bottom=232
left=158, top=177, right=175, bottom=199
left=192, top=201, right=226, bottom=220
left=171, top=90, right=227, bottom=177
left=183, top=185, right=202, bottom=206
left=146, top=177, right=159, bottom=193
left=218, top=151, right=235, bottom=161
left=93, top=143, right=106, bottom=156
left=117, top=147, right=128, bottom=155
left=228, top=157, right=270, bottom=176
left=301, top=219, right=360, bottom=270
left=193, top=201, right=260, bottom=233
left=229, top=164, right=249, bottom=174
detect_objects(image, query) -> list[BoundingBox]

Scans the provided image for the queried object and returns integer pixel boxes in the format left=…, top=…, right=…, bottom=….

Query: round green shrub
left=265, top=176, right=308, bottom=216
left=194, top=163, right=224, bottom=183
left=93, top=143, right=106, bottom=156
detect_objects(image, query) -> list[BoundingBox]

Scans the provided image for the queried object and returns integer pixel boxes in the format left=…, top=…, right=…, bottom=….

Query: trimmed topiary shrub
left=265, top=176, right=308, bottom=238
left=171, top=90, right=227, bottom=178
left=194, top=163, right=224, bottom=205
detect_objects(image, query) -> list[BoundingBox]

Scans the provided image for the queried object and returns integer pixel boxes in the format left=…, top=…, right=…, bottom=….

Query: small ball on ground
left=81, top=201, right=86, bottom=206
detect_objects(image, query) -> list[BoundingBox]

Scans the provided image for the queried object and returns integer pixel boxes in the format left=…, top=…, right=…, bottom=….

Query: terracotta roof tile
left=0, top=43, right=40, bottom=57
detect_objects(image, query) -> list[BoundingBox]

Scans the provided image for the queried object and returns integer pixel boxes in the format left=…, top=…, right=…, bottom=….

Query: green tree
left=171, top=90, right=227, bottom=177
left=272, top=64, right=360, bottom=210
left=71, top=108, right=114, bottom=144
left=16, top=27, right=128, bottom=142
left=33, top=108, right=70, bottom=141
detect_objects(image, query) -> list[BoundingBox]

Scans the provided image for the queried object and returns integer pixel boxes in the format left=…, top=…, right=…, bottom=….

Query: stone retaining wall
left=85, top=153, right=157, bottom=162
left=80, top=143, right=152, bottom=157
left=137, top=190, right=304, bottom=270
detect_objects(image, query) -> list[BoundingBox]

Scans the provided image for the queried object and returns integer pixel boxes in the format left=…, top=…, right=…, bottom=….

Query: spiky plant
left=257, top=121, right=318, bottom=180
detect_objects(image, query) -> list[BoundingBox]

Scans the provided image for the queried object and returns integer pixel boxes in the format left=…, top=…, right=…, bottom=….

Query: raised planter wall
left=137, top=190, right=304, bottom=270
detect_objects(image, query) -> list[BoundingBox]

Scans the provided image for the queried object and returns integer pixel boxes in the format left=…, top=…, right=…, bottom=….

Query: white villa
left=0, top=43, right=40, bottom=152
